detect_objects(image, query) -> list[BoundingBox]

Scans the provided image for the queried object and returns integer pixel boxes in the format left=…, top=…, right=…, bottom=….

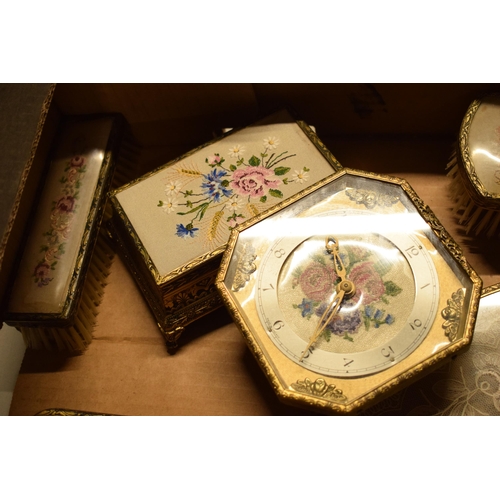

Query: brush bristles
left=19, top=229, right=114, bottom=351
left=446, top=151, right=500, bottom=238
left=112, top=133, right=141, bottom=190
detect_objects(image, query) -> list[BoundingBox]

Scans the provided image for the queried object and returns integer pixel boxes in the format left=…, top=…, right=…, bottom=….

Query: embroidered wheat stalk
left=176, top=166, right=202, bottom=177
left=247, top=203, right=260, bottom=217
left=207, top=210, right=224, bottom=242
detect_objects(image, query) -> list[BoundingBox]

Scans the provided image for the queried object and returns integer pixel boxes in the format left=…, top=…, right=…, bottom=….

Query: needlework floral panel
left=116, top=113, right=338, bottom=277
left=8, top=118, right=114, bottom=315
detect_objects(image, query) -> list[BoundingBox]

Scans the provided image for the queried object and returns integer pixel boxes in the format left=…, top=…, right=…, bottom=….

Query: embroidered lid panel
left=7, top=117, right=116, bottom=317
left=463, top=94, right=500, bottom=199
left=113, top=110, right=340, bottom=280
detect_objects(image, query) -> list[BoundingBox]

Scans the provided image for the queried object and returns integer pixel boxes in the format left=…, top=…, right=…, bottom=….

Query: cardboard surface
left=10, top=136, right=500, bottom=416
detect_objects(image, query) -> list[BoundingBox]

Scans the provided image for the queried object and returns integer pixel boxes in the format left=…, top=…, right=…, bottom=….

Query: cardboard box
left=4, top=83, right=500, bottom=416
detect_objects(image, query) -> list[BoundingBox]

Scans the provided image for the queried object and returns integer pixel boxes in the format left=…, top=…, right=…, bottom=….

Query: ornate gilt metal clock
left=215, top=169, right=482, bottom=414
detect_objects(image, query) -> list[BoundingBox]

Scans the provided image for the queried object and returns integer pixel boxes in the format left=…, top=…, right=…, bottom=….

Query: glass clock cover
left=216, top=169, right=481, bottom=414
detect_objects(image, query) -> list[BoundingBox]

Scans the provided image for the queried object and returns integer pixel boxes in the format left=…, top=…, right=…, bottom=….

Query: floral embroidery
left=292, top=244, right=402, bottom=342
left=230, top=166, right=280, bottom=197
left=32, top=155, right=87, bottom=287
left=164, top=179, right=183, bottom=195
left=292, top=169, right=309, bottom=184
left=228, top=144, right=245, bottom=158
left=176, top=223, right=199, bottom=239
left=160, top=198, right=179, bottom=214
left=263, top=137, right=279, bottom=149
left=158, top=139, right=311, bottom=243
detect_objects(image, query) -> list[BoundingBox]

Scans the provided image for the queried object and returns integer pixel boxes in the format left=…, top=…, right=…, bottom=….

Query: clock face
left=255, top=209, right=440, bottom=377
left=216, top=170, right=481, bottom=414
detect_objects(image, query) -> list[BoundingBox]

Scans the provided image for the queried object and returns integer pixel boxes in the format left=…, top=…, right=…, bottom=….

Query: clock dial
left=256, top=210, right=439, bottom=377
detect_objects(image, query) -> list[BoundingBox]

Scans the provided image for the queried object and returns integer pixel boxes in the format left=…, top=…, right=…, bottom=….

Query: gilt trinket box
left=108, top=110, right=342, bottom=351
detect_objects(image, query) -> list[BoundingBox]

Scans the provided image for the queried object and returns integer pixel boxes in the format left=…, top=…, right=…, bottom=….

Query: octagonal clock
left=215, top=169, right=482, bottom=414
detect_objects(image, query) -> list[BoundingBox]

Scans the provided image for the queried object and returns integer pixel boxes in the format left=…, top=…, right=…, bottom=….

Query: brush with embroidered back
left=3, top=114, right=139, bottom=350
left=447, top=93, right=500, bottom=238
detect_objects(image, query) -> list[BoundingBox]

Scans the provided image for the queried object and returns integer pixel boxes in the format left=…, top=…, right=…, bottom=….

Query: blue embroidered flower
left=364, top=305, right=375, bottom=318
left=364, top=307, right=395, bottom=328
left=201, top=168, right=232, bottom=202
left=316, top=300, right=362, bottom=336
left=298, top=298, right=314, bottom=318
left=176, top=223, right=199, bottom=238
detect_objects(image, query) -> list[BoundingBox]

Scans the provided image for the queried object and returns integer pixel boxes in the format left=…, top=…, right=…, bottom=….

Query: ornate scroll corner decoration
left=442, top=288, right=465, bottom=342
left=345, top=188, right=399, bottom=209
left=291, top=377, right=347, bottom=403
left=231, top=244, right=257, bottom=292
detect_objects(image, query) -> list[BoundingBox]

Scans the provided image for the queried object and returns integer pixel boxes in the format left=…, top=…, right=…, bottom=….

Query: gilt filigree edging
left=442, top=288, right=465, bottom=341
left=231, top=244, right=257, bottom=292
left=346, top=188, right=400, bottom=209
left=291, top=378, right=347, bottom=403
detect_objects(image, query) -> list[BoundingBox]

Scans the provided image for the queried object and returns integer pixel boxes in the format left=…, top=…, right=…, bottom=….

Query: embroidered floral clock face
left=258, top=223, right=439, bottom=378
left=216, top=170, right=481, bottom=414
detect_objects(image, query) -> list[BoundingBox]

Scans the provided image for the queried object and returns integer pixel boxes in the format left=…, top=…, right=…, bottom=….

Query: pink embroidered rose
left=207, top=155, right=222, bottom=165
left=55, top=195, right=76, bottom=214
left=230, top=166, right=280, bottom=198
left=299, top=263, right=337, bottom=302
left=59, top=226, right=71, bottom=240
left=349, top=261, right=385, bottom=305
left=34, top=262, right=51, bottom=280
left=67, top=168, right=79, bottom=185
left=51, top=212, right=72, bottom=233
left=44, top=246, right=59, bottom=263
left=70, top=155, right=85, bottom=168
left=228, top=215, right=245, bottom=228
